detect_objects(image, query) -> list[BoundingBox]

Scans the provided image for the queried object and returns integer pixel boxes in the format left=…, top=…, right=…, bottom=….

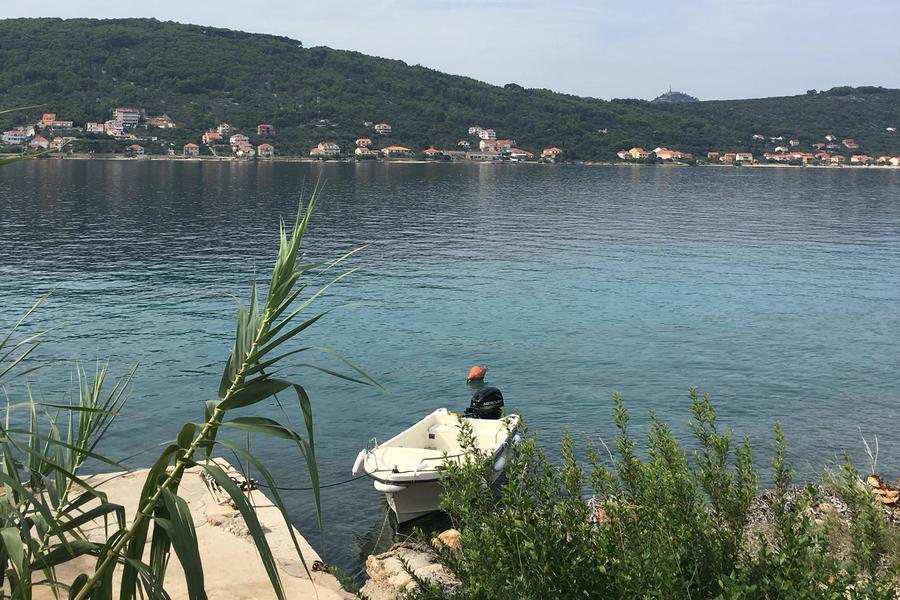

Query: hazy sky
left=3, top=0, right=899, bottom=101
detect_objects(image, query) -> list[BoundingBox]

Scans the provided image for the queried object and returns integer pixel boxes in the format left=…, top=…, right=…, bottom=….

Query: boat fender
left=374, top=480, right=407, bottom=493
left=493, top=456, right=507, bottom=473
left=351, top=450, right=367, bottom=476
left=512, top=434, right=521, bottom=444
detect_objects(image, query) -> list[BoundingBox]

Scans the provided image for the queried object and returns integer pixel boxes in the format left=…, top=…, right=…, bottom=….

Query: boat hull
left=385, top=479, right=443, bottom=524
left=356, top=409, right=520, bottom=523
left=380, top=448, right=509, bottom=524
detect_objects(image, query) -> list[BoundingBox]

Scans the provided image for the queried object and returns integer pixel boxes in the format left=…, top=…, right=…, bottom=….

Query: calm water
left=1, top=160, right=899, bottom=577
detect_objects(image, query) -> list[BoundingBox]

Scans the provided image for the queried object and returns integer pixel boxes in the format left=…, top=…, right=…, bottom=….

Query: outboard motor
left=464, top=386, right=504, bottom=419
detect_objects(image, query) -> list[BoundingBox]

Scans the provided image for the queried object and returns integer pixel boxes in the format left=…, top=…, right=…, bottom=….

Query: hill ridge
left=1, top=18, right=899, bottom=159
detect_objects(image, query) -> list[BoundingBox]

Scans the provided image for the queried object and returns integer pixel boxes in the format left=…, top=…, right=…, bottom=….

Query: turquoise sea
left=1, top=160, right=898, bottom=576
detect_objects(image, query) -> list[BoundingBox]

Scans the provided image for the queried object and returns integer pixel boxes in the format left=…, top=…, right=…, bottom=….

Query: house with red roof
left=236, top=144, right=256, bottom=158
left=104, top=120, right=124, bottom=138
left=29, top=136, right=50, bottom=149
left=258, top=143, right=274, bottom=158
left=256, top=124, right=275, bottom=137
left=423, top=147, right=442, bottom=158
left=183, top=143, right=200, bottom=157
left=2, top=129, right=29, bottom=144
left=654, top=148, right=675, bottom=160
left=202, top=131, right=223, bottom=145
left=542, top=147, right=563, bottom=161
left=374, top=123, right=392, bottom=135
left=508, top=148, right=534, bottom=161
left=355, top=137, right=373, bottom=147
left=126, top=144, right=144, bottom=156
left=850, top=154, right=873, bottom=164
left=381, top=145, right=411, bottom=157
left=354, top=146, right=376, bottom=159
left=479, top=139, right=515, bottom=152
left=842, top=139, right=859, bottom=149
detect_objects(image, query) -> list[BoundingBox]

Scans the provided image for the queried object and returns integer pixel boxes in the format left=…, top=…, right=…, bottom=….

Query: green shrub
left=411, top=389, right=899, bottom=599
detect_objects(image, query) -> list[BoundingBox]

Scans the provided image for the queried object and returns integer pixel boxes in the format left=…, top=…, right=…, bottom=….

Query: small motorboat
left=352, top=387, right=519, bottom=523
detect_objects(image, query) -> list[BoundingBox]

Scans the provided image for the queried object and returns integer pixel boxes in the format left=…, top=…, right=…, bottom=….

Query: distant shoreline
left=3, top=153, right=900, bottom=170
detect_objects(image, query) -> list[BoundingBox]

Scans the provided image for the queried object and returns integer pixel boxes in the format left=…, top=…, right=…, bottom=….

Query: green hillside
left=1, top=17, right=899, bottom=159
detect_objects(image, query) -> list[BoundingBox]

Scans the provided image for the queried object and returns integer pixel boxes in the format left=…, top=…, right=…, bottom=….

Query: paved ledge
left=38, top=460, right=353, bottom=600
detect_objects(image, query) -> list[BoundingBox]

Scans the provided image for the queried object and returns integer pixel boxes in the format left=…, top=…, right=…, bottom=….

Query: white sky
left=3, top=0, right=899, bottom=100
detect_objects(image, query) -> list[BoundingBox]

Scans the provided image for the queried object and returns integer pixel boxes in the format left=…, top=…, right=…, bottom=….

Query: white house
left=229, top=133, right=250, bottom=148
left=478, top=129, right=497, bottom=140
left=317, top=141, right=341, bottom=157
left=104, top=120, right=124, bottom=138
left=2, top=129, right=28, bottom=144
left=183, top=143, right=200, bottom=157
left=113, top=107, right=140, bottom=128
left=86, top=122, right=105, bottom=134
left=217, top=123, right=234, bottom=136
left=374, top=123, right=392, bottom=135
left=466, top=150, right=501, bottom=161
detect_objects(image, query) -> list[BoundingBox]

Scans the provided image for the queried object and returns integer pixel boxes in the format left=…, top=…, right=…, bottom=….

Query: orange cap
left=467, top=365, right=487, bottom=382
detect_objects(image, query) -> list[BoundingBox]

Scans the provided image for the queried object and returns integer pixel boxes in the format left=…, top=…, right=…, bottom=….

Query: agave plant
left=0, top=293, right=134, bottom=599
left=0, top=186, right=369, bottom=599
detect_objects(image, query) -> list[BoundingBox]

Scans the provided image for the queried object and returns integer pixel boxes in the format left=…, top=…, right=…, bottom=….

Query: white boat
left=352, top=408, right=520, bottom=523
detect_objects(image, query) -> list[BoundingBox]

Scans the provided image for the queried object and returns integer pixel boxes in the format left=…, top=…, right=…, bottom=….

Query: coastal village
left=0, top=107, right=564, bottom=163
left=616, top=130, right=900, bottom=167
left=2, top=106, right=899, bottom=167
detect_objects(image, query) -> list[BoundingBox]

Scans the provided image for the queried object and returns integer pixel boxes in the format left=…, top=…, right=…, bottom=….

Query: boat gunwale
left=361, top=411, right=519, bottom=484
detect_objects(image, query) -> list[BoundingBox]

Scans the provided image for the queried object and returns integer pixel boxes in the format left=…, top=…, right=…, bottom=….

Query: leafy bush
left=411, top=389, right=899, bottom=599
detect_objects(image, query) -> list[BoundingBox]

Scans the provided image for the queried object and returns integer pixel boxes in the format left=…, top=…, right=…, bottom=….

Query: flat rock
left=360, top=542, right=459, bottom=600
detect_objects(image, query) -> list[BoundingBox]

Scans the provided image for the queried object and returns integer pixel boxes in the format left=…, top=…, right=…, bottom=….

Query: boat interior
left=364, top=409, right=518, bottom=480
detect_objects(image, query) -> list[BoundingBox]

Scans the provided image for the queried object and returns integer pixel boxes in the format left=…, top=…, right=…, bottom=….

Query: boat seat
left=373, top=446, right=447, bottom=474
left=426, top=424, right=462, bottom=452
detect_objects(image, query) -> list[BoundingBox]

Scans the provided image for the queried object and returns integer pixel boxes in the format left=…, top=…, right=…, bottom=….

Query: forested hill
left=1, top=17, right=899, bottom=159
